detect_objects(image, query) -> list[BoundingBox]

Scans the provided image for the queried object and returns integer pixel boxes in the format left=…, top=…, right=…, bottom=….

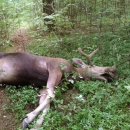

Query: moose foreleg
left=22, top=71, right=62, bottom=129
left=22, top=89, right=54, bottom=129
left=31, top=104, right=50, bottom=130
left=31, top=89, right=50, bottom=130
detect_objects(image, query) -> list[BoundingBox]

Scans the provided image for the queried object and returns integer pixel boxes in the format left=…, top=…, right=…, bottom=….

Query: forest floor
left=0, top=28, right=30, bottom=130
left=0, top=28, right=78, bottom=130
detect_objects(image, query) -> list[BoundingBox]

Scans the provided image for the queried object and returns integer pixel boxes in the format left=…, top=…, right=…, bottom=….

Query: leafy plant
left=0, top=0, right=130, bottom=130
left=5, top=86, right=38, bottom=123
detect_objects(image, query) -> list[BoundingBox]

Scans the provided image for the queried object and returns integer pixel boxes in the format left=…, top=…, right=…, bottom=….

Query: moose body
left=0, top=52, right=75, bottom=86
left=0, top=49, right=117, bottom=129
left=0, top=52, right=48, bottom=86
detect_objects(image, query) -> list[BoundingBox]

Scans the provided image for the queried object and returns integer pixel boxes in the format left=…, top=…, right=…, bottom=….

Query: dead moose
left=0, top=48, right=117, bottom=129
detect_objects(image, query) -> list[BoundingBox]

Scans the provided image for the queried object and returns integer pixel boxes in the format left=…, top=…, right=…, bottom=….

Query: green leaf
left=60, top=63, right=67, bottom=70
left=124, top=85, right=130, bottom=92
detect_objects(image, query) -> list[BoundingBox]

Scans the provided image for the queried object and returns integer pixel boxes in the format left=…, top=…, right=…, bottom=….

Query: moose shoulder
left=0, top=48, right=117, bottom=129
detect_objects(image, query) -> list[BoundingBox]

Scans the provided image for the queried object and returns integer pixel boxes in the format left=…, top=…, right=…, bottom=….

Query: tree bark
left=42, top=0, right=54, bottom=31
left=42, top=0, right=54, bottom=15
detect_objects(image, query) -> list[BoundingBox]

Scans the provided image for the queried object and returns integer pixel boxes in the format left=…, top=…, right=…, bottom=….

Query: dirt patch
left=63, top=89, right=79, bottom=105
left=9, top=28, right=30, bottom=52
left=0, top=87, right=20, bottom=130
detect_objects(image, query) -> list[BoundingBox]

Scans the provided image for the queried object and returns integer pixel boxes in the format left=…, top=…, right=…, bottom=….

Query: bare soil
left=0, top=28, right=30, bottom=130
left=11, top=28, right=30, bottom=52
left=0, top=87, right=18, bottom=130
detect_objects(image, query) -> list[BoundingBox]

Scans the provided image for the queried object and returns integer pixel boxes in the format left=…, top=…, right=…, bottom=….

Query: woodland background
left=0, top=0, right=130, bottom=130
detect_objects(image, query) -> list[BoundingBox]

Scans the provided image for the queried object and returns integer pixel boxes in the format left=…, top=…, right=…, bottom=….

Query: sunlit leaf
left=124, top=85, right=130, bottom=92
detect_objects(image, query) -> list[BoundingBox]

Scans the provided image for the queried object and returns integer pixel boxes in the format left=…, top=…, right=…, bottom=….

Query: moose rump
left=0, top=53, right=49, bottom=86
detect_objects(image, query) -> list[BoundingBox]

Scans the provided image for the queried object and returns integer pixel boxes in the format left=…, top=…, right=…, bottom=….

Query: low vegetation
left=0, top=0, right=130, bottom=130
left=5, top=29, right=130, bottom=129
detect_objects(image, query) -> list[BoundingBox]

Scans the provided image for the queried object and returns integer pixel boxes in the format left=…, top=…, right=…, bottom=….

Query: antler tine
left=78, top=48, right=99, bottom=65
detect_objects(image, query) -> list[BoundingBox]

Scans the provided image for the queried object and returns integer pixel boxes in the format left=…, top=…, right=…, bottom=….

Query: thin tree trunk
left=42, top=0, right=54, bottom=31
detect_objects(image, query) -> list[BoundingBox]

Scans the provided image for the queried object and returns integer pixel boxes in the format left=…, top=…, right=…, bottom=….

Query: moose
left=0, top=48, right=117, bottom=129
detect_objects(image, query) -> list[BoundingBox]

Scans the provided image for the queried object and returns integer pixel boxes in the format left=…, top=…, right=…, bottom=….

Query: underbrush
left=5, top=86, right=38, bottom=123
left=41, top=80, right=130, bottom=130
left=4, top=27, right=130, bottom=130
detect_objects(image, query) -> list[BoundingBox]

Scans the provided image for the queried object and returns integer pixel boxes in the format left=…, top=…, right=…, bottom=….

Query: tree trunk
left=42, top=0, right=54, bottom=31
left=120, top=0, right=125, bottom=15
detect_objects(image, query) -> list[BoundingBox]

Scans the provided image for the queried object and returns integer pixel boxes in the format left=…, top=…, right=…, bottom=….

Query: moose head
left=73, top=48, right=117, bottom=82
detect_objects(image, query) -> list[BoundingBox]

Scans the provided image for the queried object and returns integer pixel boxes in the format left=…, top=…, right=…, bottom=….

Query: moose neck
left=74, top=67, right=91, bottom=81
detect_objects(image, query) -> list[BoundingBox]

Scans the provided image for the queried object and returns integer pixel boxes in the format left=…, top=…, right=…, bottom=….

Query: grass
left=0, top=0, right=130, bottom=129
left=4, top=25, right=130, bottom=130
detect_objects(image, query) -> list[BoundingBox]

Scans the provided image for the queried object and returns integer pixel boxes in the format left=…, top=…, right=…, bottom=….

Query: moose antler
left=78, top=48, right=99, bottom=65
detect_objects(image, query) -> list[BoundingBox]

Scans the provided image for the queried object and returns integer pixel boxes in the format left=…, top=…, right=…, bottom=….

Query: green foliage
left=26, top=34, right=87, bottom=59
left=2, top=25, right=130, bottom=129
left=0, top=0, right=130, bottom=130
left=4, top=86, right=38, bottom=122
left=34, top=79, right=130, bottom=130
left=26, top=26, right=130, bottom=129
left=0, top=39, right=13, bottom=51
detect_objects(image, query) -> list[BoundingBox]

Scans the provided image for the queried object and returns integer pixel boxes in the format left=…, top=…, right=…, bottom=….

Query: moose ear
left=72, top=58, right=86, bottom=67
left=112, top=65, right=116, bottom=70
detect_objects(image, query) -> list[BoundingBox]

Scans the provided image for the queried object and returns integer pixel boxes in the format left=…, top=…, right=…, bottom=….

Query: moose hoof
left=22, top=118, right=28, bottom=129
